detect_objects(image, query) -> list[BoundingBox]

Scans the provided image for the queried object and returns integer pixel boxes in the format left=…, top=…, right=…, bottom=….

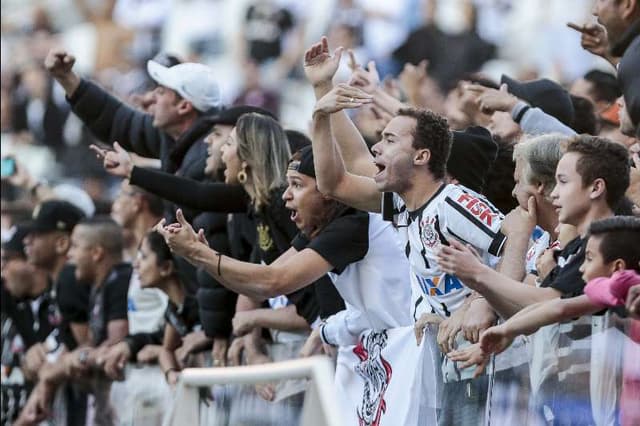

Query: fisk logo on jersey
left=456, top=193, right=498, bottom=227
left=415, top=273, right=463, bottom=296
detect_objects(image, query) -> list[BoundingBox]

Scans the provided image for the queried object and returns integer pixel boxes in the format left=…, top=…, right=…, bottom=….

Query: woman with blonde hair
left=93, top=112, right=343, bottom=385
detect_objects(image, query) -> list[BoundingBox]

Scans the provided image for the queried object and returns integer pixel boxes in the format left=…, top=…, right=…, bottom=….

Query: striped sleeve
left=442, top=186, right=506, bottom=256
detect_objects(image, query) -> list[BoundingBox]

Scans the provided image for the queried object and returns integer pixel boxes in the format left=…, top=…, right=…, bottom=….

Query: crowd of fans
left=1, top=0, right=640, bottom=425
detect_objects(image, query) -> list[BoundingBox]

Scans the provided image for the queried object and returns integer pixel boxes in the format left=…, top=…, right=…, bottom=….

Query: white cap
left=52, top=183, right=96, bottom=217
left=147, top=60, right=221, bottom=112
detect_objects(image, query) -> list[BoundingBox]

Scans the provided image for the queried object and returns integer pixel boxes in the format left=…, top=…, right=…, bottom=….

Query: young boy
left=478, top=216, right=640, bottom=355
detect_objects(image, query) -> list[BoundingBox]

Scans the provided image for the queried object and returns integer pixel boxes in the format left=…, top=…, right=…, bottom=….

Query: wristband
left=216, top=252, right=222, bottom=277
left=514, top=105, right=530, bottom=124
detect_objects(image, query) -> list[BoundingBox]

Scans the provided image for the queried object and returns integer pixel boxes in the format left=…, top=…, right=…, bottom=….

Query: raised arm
left=91, top=142, right=250, bottom=212
left=437, top=240, right=561, bottom=318
left=45, top=49, right=164, bottom=158
left=311, top=107, right=382, bottom=212
left=479, top=294, right=601, bottom=355
left=155, top=211, right=334, bottom=299
left=303, top=37, right=378, bottom=178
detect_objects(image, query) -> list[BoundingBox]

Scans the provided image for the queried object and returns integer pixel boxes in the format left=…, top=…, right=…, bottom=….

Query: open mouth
left=374, top=162, right=386, bottom=176
left=290, top=209, right=299, bottom=222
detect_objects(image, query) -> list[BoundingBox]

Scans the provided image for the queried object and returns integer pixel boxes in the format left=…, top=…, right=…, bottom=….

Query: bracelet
left=164, top=367, right=178, bottom=381
left=514, top=105, right=530, bottom=124
left=216, top=252, right=222, bottom=277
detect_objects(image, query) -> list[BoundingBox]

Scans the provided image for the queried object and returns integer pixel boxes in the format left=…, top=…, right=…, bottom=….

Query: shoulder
left=441, top=184, right=503, bottom=228
left=105, top=264, right=133, bottom=292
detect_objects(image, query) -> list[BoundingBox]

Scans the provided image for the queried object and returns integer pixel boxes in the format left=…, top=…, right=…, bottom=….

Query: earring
left=237, top=169, right=247, bottom=184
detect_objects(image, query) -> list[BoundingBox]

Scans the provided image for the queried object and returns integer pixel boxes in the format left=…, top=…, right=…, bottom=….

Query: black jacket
left=67, top=79, right=212, bottom=222
left=67, top=78, right=220, bottom=294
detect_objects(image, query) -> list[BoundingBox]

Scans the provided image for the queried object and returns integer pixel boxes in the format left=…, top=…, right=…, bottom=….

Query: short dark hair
left=570, top=95, right=598, bottom=135
left=583, top=70, right=621, bottom=103
left=565, top=135, right=630, bottom=208
left=144, top=231, right=176, bottom=268
left=77, top=216, right=123, bottom=257
left=588, top=216, right=640, bottom=272
left=130, top=186, right=164, bottom=217
left=397, top=108, right=452, bottom=179
left=285, top=129, right=311, bottom=154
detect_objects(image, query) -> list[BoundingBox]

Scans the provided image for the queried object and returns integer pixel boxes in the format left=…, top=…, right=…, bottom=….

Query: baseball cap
left=501, top=75, right=575, bottom=126
left=210, top=105, right=276, bottom=126
left=147, top=60, right=221, bottom=112
left=24, top=200, right=86, bottom=234
left=288, top=146, right=315, bottom=179
left=447, top=126, right=498, bottom=194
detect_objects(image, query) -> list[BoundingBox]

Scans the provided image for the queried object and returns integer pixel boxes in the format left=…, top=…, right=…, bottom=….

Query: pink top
left=584, top=270, right=640, bottom=307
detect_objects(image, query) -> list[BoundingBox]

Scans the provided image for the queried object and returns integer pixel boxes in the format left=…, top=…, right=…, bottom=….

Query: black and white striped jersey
left=385, top=184, right=506, bottom=320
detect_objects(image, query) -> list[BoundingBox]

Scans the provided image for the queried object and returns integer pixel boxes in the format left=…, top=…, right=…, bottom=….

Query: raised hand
left=154, top=209, right=203, bottom=259
left=474, top=83, right=519, bottom=115
left=44, top=49, right=76, bottom=79
left=399, top=60, right=428, bottom=97
left=89, top=142, right=134, bottom=178
left=567, top=22, right=614, bottom=62
left=303, top=36, right=344, bottom=88
left=349, top=60, right=380, bottom=94
left=479, top=324, right=514, bottom=355
left=313, top=83, right=373, bottom=115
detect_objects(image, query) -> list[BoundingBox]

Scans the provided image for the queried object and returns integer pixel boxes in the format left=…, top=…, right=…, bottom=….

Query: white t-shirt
left=126, top=272, right=168, bottom=335
left=316, top=213, right=413, bottom=345
left=387, top=184, right=506, bottom=320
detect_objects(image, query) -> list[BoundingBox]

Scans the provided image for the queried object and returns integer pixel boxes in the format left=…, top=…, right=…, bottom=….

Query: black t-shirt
left=88, top=263, right=131, bottom=346
left=1, top=281, right=58, bottom=351
left=244, top=3, right=294, bottom=63
left=541, top=236, right=586, bottom=297
left=55, top=265, right=91, bottom=350
left=291, top=209, right=369, bottom=274
left=164, top=294, right=200, bottom=337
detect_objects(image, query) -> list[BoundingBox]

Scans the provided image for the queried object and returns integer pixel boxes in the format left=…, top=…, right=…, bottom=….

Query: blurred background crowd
left=0, top=0, right=610, bottom=212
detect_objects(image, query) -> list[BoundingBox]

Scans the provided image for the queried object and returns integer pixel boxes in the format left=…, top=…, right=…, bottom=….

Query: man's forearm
left=473, top=265, right=561, bottom=318
left=189, top=243, right=283, bottom=299
left=313, top=84, right=376, bottom=177
left=373, top=87, right=406, bottom=116
left=54, top=73, right=81, bottom=97
left=253, top=305, right=310, bottom=332
left=497, top=231, right=530, bottom=282
left=311, top=111, right=348, bottom=196
left=502, top=295, right=598, bottom=337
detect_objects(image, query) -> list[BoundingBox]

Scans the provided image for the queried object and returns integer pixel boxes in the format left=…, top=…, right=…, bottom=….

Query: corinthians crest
left=353, top=331, right=392, bottom=426
left=256, top=223, right=274, bottom=252
left=420, top=216, right=438, bottom=248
